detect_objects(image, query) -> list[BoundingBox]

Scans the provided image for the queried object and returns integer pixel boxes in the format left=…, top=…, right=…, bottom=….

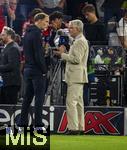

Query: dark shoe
left=79, top=131, right=85, bottom=135
left=34, top=127, right=47, bottom=133
left=65, top=130, right=79, bottom=135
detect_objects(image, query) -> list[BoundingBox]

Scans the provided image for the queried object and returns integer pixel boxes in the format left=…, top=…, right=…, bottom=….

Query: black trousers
left=0, top=86, right=20, bottom=104
left=18, top=68, right=46, bottom=127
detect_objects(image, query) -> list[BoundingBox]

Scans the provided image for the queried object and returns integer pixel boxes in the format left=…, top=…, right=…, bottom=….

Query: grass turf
left=50, top=135, right=127, bottom=150
left=1, top=134, right=127, bottom=150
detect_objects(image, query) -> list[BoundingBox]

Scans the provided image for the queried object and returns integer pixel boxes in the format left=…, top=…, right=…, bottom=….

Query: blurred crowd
left=0, top=0, right=127, bottom=47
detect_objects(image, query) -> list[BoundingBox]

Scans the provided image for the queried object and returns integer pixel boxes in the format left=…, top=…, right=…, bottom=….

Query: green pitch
left=1, top=134, right=127, bottom=150
left=50, top=135, right=127, bottom=150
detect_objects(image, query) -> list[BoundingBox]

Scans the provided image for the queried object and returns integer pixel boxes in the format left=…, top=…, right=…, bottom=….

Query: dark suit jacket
left=0, top=42, right=21, bottom=87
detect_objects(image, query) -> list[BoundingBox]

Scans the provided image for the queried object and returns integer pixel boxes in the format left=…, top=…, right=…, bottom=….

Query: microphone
left=57, top=29, right=64, bottom=36
left=57, top=29, right=69, bottom=36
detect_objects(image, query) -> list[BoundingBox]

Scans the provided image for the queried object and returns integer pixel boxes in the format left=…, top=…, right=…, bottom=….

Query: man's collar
left=4, top=41, right=14, bottom=48
left=74, top=33, right=82, bottom=40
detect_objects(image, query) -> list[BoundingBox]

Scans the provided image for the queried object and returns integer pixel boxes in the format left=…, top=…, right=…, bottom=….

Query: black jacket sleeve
left=33, top=31, right=47, bottom=74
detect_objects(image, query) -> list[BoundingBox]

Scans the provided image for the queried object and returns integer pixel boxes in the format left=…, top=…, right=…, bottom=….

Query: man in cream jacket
left=54, top=19, right=89, bottom=135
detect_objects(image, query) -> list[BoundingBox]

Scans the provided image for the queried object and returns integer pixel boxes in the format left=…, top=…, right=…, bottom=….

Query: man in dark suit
left=0, top=26, right=21, bottom=104
left=19, top=13, right=49, bottom=127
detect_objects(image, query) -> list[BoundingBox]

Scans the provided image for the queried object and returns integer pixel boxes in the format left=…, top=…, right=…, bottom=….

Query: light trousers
left=66, top=83, right=84, bottom=131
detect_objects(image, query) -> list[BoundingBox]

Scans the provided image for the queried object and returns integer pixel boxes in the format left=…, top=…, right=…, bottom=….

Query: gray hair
left=69, top=19, right=84, bottom=33
left=2, top=26, right=16, bottom=40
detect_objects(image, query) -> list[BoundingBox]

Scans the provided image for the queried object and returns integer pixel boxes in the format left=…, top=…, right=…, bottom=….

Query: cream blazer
left=61, top=33, right=89, bottom=84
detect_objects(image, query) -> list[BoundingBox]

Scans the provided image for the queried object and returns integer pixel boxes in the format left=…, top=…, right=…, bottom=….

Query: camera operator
left=48, top=11, right=63, bottom=47
left=54, top=19, right=89, bottom=135
left=42, top=11, right=64, bottom=71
